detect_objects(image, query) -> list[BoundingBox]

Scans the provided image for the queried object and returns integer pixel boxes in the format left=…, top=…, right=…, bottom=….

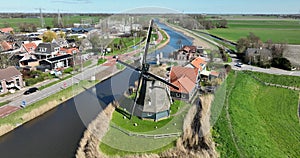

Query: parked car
left=234, top=62, right=243, bottom=67
left=23, top=87, right=39, bottom=95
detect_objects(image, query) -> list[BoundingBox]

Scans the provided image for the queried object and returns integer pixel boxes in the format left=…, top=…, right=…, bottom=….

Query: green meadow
left=208, top=19, right=300, bottom=44
left=212, top=71, right=300, bottom=157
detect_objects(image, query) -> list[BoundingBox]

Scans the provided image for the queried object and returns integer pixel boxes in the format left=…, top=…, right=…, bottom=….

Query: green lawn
left=97, top=58, right=107, bottom=65
left=0, top=101, right=10, bottom=107
left=208, top=19, right=300, bottom=44
left=107, top=37, right=143, bottom=56
left=212, top=71, right=300, bottom=157
left=245, top=71, right=300, bottom=88
left=100, top=100, right=190, bottom=155
left=111, top=100, right=186, bottom=133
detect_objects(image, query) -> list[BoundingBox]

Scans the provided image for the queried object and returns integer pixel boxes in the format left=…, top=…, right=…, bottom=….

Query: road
left=10, top=64, right=111, bottom=108
left=229, top=56, right=300, bottom=77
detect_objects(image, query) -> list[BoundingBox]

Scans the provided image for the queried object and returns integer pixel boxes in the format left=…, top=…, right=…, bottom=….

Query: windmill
left=117, top=19, right=179, bottom=121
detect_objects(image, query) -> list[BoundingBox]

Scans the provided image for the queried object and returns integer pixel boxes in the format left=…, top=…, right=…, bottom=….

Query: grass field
left=100, top=101, right=190, bottom=155
left=212, top=71, right=300, bottom=157
left=208, top=19, right=300, bottom=44
left=245, top=71, right=300, bottom=88
left=0, top=15, right=101, bottom=31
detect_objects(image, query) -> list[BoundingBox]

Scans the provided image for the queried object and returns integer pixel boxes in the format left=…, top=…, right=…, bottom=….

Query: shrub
left=97, top=58, right=107, bottom=65
left=272, top=57, right=292, bottom=70
left=63, top=67, right=73, bottom=74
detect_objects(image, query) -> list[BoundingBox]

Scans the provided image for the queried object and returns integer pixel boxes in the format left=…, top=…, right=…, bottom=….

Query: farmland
left=212, top=71, right=300, bottom=157
left=208, top=19, right=300, bottom=44
left=0, top=15, right=101, bottom=31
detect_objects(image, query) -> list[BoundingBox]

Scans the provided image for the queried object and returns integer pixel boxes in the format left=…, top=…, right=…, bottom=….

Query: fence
left=111, top=125, right=181, bottom=139
left=242, top=71, right=300, bottom=91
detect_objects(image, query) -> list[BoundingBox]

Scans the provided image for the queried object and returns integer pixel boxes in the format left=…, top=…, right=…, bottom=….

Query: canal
left=0, top=20, right=192, bottom=158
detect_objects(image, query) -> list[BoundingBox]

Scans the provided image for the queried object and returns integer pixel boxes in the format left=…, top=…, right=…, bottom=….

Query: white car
left=234, top=62, right=243, bottom=67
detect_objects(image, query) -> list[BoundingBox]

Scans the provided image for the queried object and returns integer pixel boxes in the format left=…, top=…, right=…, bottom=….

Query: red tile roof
left=210, top=71, right=220, bottom=77
left=182, top=45, right=197, bottom=53
left=22, top=42, right=37, bottom=53
left=0, top=41, right=13, bottom=51
left=191, top=57, right=206, bottom=71
left=0, top=27, right=13, bottom=33
left=0, top=66, right=22, bottom=81
left=60, top=47, right=79, bottom=54
left=170, top=66, right=198, bottom=93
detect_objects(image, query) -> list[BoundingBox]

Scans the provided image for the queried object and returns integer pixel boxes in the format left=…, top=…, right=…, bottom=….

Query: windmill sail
left=116, top=19, right=179, bottom=121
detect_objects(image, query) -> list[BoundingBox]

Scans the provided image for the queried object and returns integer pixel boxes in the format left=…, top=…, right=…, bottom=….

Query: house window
left=16, top=78, right=20, bottom=86
left=0, top=83, right=2, bottom=92
left=39, top=47, right=47, bottom=52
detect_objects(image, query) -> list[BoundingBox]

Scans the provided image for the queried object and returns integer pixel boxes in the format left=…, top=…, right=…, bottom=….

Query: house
left=59, top=47, right=79, bottom=55
left=0, top=66, right=24, bottom=94
left=245, top=48, right=272, bottom=65
left=0, top=41, right=13, bottom=52
left=20, top=42, right=37, bottom=54
left=33, top=43, right=60, bottom=60
left=79, top=39, right=93, bottom=51
left=71, top=28, right=93, bottom=34
left=174, top=45, right=200, bottom=61
left=52, top=38, right=69, bottom=48
left=169, top=66, right=199, bottom=101
left=189, top=57, right=207, bottom=72
left=39, top=54, right=73, bottom=71
left=0, top=27, right=14, bottom=34
left=19, top=54, right=39, bottom=69
left=209, top=71, right=220, bottom=80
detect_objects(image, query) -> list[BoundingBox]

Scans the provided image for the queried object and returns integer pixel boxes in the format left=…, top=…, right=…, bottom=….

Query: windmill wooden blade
left=116, top=59, right=142, bottom=72
left=130, top=72, right=143, bottom=119
left=142, top=19, right=154, bottom=65
left=145, top=72, right=179, bottom=90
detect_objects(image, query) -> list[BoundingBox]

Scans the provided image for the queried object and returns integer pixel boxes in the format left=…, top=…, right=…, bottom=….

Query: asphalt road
left=230, top=56, right=300, bottom=77
left=10, top=64, right=111, bottom=108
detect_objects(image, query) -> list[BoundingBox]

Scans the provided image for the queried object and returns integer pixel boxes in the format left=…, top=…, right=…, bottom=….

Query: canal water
left=0, top=21, right=192, bottom=158
left=149, top=20, right=193, bottom=58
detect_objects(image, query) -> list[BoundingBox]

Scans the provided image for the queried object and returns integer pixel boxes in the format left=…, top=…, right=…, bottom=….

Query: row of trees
left=167, top=16, right=227, bottom=30
left=19, top=23, right=37, bottom=32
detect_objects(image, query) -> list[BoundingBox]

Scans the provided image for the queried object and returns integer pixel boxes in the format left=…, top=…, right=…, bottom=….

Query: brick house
left=0, top=67, right=24, bottom=94
left=169, top=66, right=199, bottom=101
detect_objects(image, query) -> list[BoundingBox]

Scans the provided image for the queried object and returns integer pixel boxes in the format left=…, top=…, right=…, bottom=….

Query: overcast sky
left=1, top=0, right=299, bottom=14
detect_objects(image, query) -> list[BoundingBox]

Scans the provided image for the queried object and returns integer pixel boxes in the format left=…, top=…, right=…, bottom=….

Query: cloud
left=51, top=0, right=92, bottom=4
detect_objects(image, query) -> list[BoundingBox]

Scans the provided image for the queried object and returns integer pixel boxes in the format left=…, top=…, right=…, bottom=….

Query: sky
left=0, top=0, right=299, bottom=14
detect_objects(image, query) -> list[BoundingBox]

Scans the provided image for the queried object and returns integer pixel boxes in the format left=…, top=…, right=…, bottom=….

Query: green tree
left=42, top=30, right=57, bottom=42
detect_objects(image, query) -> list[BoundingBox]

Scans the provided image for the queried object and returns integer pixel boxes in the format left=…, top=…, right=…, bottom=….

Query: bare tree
left=0, top=54, right=18, bottom=69
left=271, top=43, right=286, bottom=58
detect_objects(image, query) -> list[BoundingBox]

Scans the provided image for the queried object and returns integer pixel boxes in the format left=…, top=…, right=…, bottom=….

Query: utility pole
left=58, top=9, right=63, bottom=27
left=35, top=8, right=45, bottom=28
left=39, top=8, right=45, bottom=28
